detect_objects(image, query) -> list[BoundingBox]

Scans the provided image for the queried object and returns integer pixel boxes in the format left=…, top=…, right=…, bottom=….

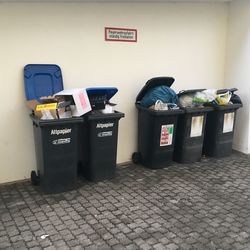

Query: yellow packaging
left=35, top=103, right=57, bottom=111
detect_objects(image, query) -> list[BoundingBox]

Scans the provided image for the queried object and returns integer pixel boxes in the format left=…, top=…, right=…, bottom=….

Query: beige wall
left=225, top=0, right=250, bottom=153
left=0, top=2, right=228, bottom=183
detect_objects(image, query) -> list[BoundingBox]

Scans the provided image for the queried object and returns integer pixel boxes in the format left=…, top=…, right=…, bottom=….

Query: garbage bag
left=178, top=94, right=194, bottom=108
left=230, top=94, right=242, bottom=104
left=140, top=86, right=178, bottom=108
left=202, top=89, right=217, bottom=102
left=192, top=89, right=217, bottom=105
left=192, top=92, right=209, bottom=104
left=151, top=100, right=169, bottom=110
left=178, top=89, right=216, bottom=108
left=149, top=100, right=179, bottom=111
left=215, top=91, right=232, bottom=105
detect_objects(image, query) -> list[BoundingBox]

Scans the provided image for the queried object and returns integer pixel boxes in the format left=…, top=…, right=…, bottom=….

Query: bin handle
left=217, top=88, right=238, bottom=94
left=33, top=121, right=38, bottom=127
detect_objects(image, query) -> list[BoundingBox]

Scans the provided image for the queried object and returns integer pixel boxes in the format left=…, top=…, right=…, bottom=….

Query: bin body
left=174, top=107, right=212, bottom=163
left=32, top=116, right=82, bottom=193
left=203, top=104, right=242, bottom=157
left=137, top=105, right=183, bottom=169
left=81, top=111, right=124, bottom=181
left=77, top=120, right=89, bottom=175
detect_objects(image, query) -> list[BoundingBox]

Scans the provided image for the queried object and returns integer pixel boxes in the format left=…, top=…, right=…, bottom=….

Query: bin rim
left=180, top=106, right=213, bottom=114
left=30, top=114, right=83, bottom=127
left=177, top=88, right=206, bottom=97
left=136, top=77, right=175, bottom=104
left=204, top=103, right=243, bottom=111
left=87, top=110, right=125, bottom=121
left=136, top=104, right=184, bottom=116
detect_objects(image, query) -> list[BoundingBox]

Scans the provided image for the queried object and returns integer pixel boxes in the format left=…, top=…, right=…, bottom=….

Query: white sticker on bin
left=190, top=115, right=204, bottom=137
left=160, top=124, right=174, bottom=146
left=52, top=138, right=71, bottom=145
left=223, top=112, right=234, bottom=133
left=98, top=131, right=113, bottom=137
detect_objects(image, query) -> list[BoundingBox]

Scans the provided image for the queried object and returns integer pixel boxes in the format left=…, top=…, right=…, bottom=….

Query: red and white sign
left=160, top=124, right=174, bottom=146
left=105, top=27, right=137, bottom=42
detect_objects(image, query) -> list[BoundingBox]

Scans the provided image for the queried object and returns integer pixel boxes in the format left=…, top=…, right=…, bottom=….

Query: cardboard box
left=26, top=96, right=73, bottom=120
left=27, top=99, right=58, bottom=119
left=55, top=88, right=92, bottom=117
left=26, top=89, right=91, bottom=119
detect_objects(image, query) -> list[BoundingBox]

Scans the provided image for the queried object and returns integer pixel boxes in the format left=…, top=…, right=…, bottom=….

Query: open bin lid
left=24, top=64, right=64, bottom=101
left=178, top=89, right=206, bottom=97
left=86, top=87, right=118, bottom=101
left=136, top=77, right=175, bottom=104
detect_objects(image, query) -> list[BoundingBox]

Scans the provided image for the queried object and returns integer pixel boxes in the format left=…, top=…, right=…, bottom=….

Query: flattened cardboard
left=26, top=100, right=58, bottom=119
left=55, top=88, right=92, bottom=116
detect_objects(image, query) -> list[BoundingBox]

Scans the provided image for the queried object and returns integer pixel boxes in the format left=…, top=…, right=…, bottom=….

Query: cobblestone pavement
left=1, top=152, right=250, bottom=249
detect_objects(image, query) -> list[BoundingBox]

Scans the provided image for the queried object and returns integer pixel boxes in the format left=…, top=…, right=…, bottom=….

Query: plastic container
left=132, top=77, right=184, bottom=169
left=174, top=89, right=213, bottom=163
left=79, top=88, right=124, bottom=181
left=24, top=64, right=82, bottom=193
left=203, top=102, right=242, bottom=157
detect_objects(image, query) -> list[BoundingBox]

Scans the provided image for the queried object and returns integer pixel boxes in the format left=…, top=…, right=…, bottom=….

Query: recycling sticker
left=160, top=124, right=174, bottom=146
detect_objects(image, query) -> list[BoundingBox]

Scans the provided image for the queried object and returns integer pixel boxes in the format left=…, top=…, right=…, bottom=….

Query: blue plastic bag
left=140, top=86, right=178, bottom=108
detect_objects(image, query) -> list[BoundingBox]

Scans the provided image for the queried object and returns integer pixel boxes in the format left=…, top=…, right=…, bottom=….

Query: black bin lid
left=178, top=89, right=206, bottom=97
left=136, top=77, right=175, bottom=103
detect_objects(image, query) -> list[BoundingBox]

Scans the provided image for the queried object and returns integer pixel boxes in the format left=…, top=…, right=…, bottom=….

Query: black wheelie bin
left=203, top=88, right=242, bottom=157
left=79, top=88, right=124, bottom=181
left=132, top=77, right=184, bottom=169
left=24, top=64, right=82, bottom=193
left=174, top=89, right=213, bottom=163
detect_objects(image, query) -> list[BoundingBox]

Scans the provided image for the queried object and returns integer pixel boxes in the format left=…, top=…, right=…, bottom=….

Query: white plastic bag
left=202, top=89, right=217, bottom=102
left=178, top=94, right=194, bottom=108
left=193, top=89, right=217, bottom=104
left=154, top=100, right=169, bottom=111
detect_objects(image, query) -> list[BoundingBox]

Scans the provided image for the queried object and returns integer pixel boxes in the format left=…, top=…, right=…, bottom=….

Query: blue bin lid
left=24, top=64, right=64, bottom=101
left=86, top=87, right=118, bottom=101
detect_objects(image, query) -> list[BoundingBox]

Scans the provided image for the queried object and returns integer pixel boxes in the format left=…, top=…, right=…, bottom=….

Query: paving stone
left=1, top=152, right=250, bottom=249
left=153, top=243, right=166, bottom=250
left=9, top=234, right=22, bottom=243
left=107, top=237, right=120, bottom=246
left=0, top=240, right=12, bottom=248
left=29, top=247, right=42, bottom=250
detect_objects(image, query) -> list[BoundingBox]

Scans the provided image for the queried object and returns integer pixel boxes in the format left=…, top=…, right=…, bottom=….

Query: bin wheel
left=132, top=152, right=141, bottom=164
left=31, top=171, right=39, bottom=186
